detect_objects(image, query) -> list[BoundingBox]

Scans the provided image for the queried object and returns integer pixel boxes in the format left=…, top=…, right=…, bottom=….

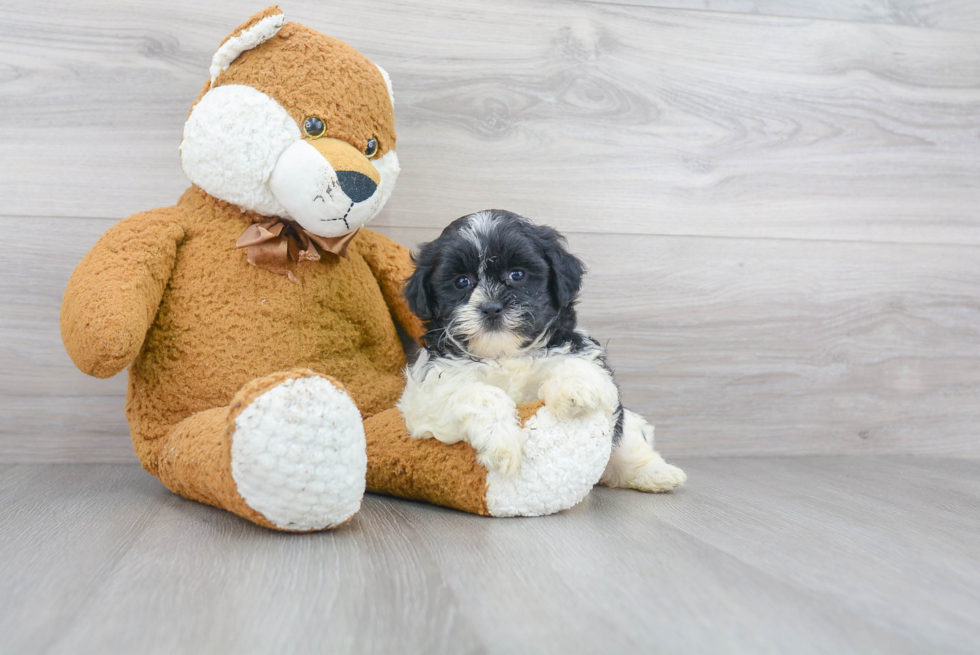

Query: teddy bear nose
left=336, top=170, right=377, bottom=203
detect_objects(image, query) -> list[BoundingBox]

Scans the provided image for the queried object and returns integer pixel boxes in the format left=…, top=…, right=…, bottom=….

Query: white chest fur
left=398, top=346, right=617, bottom=447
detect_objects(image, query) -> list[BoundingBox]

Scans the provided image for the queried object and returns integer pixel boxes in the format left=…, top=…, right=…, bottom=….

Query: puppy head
left=406, top=210, right=585, bottom=358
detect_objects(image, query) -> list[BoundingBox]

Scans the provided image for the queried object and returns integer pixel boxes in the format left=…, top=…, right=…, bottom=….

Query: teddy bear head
left=180, top=6, right=399, bottom=237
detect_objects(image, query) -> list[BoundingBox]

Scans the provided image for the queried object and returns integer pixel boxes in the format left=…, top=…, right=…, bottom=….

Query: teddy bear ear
left=209, top=5, right=286, bottom=87
left=374, top=63, right=395, bottom=108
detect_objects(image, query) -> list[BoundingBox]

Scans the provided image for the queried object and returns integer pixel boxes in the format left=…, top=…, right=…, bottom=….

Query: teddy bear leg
left=363, top=400, right=612, bottom=517
left=154, top=369, right=367, bottom=531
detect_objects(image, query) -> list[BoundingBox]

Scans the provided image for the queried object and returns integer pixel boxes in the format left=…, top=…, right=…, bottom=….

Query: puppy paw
left=632, top=461, right=687, bottom=493
left=474, top=421, right=524, bottom=477
left=539, top=374, right=618, bottom=421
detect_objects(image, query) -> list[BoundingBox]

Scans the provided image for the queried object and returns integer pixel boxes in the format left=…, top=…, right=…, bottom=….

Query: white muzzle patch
left=269, top=145, right=399, bottom=238
left=451, top=284, right=525, bottom=359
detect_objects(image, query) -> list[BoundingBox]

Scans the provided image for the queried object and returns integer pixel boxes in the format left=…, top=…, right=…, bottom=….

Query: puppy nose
left=336, top=170, right=378, bottom=203
left=480, top=301, right=504, bottom=318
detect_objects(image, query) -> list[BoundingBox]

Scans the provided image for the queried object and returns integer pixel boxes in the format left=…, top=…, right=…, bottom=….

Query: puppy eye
left=304, top=117, right=327, bottom=138
left=365, top=138, right=379, bottom=159
left=508, top=270, right=526, bottom=282
left=454, top=275, right=471, bottom=290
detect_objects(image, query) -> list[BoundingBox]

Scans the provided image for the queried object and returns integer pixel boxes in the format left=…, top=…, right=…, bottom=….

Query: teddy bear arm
left=61, top=208, right=186, bottom=378
left=355, top=228, right=426, bottom=343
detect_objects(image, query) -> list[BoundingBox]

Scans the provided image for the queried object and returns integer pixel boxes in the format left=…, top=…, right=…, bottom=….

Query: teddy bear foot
left=483, top=402, right=613, bottom=517
left=228, top=371, right=367, bottom=531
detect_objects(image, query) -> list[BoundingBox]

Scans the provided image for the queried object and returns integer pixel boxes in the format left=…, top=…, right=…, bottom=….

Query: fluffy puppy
left=398, top=210, right=686, bottom=492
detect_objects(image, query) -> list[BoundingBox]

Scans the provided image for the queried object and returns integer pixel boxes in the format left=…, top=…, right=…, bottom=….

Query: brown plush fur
left=61, top=186, right=422, bottom=527
left=60, top=8, right=502, bottom=531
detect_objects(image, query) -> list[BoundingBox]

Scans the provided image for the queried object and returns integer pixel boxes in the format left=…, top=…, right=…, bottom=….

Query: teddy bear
left=60, top=6, right=613, bottom=531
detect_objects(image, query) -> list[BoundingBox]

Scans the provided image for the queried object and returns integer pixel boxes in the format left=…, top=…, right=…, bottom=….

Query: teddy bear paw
left=230, top=375, right=367, bottom=531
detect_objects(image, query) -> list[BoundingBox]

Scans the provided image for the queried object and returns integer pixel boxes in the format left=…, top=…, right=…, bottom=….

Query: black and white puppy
left=398, top=210, right=686, bottom=492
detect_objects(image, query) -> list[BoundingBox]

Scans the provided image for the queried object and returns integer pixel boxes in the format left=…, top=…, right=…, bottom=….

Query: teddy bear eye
left=304, top=117, right=327, bottom=138
left=365, top=138, right=379, bottom=159
left=454, top=275, right=471, bottom=290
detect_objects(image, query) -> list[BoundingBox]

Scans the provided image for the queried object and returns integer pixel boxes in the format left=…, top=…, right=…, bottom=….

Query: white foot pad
left=485, top=406, right=612, bottom=517
left=231, top=377, right=367, bottom=531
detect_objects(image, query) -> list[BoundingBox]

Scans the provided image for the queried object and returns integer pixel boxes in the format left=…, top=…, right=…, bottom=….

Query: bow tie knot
left=236, top=219, right=358, bottom=284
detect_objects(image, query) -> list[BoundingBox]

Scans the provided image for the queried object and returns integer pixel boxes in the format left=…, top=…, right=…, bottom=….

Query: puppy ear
left=404, top=245, right=436, bottom=320
left=535, top=225, right=585, bottom=308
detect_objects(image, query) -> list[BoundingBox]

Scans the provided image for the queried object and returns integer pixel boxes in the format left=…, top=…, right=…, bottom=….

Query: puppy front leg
left=538, top=357, right=619, bottom=421
left=398, top=380, right=523, bottom=476
left=601, top=410, right=686, bottom=492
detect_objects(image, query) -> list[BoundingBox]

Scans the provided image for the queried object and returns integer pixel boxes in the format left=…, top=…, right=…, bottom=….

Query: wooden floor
left=2, top=457, right=978, bottom=654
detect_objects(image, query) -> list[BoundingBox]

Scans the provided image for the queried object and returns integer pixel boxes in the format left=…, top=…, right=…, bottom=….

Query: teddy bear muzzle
left=268, top=136, right=397, bottom=238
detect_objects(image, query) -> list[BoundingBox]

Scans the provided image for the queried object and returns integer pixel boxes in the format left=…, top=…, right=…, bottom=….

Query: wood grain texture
left=7, top=218, right=977, bottom=460
left=3, top=0, right=979, bottom=460
left=583, top=0, right=980, bottom=32
left=0, top=464, right=483, bottom=655
left=2, top=458, right=978, bottom=653
left=1, top=0, right=978, bottom=244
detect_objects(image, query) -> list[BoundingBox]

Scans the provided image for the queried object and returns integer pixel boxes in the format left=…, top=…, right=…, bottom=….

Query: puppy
left=398, top=210, right=686, bottom=492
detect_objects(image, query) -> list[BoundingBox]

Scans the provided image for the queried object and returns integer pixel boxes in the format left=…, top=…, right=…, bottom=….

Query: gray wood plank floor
left=2, top=457, right=978, bottom=654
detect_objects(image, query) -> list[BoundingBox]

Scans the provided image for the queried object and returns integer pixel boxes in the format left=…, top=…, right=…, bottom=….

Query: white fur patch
left=210, top=13, right=286, bottom=86
left=398, top=360, right=523, bottom=475
left=450, top=285, right=525, bottom=359
left=374, top=63, right=395, bottom=108
left=485, top=405, right=611, bottom=517
left=401, top=345, right=615, bottom=435
left=467, top=329, right=525, bottom=360
left=371, top=150, right=400, bottom=219
left=460, top=211, right=494, bottom=256
left=537, top=355, right=619, bottom=421
left=400, top=343, right=618, bottom=487
left=601, top=409, right=686, bottom=492
left=269, top=145, right=400, bottom=237
left=231, top=376, right=367, bottom=531
left=181, top=84, right=299, bottom=217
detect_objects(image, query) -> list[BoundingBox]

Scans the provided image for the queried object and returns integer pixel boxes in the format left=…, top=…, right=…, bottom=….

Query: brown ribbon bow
left=236, top=219, right=359, bottom=284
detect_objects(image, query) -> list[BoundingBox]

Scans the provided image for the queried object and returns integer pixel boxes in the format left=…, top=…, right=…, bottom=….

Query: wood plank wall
left=1, top=0, right=978, bottom=461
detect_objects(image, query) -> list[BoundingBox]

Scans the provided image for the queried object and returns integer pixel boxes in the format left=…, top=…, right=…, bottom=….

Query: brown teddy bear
left=60, top=6, right=613, bottom=531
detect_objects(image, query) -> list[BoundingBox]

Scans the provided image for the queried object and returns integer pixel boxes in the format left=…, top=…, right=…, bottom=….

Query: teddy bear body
left=63, top=180, right=420, bottom=528
left=123, top=189, right=411, bottom=468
